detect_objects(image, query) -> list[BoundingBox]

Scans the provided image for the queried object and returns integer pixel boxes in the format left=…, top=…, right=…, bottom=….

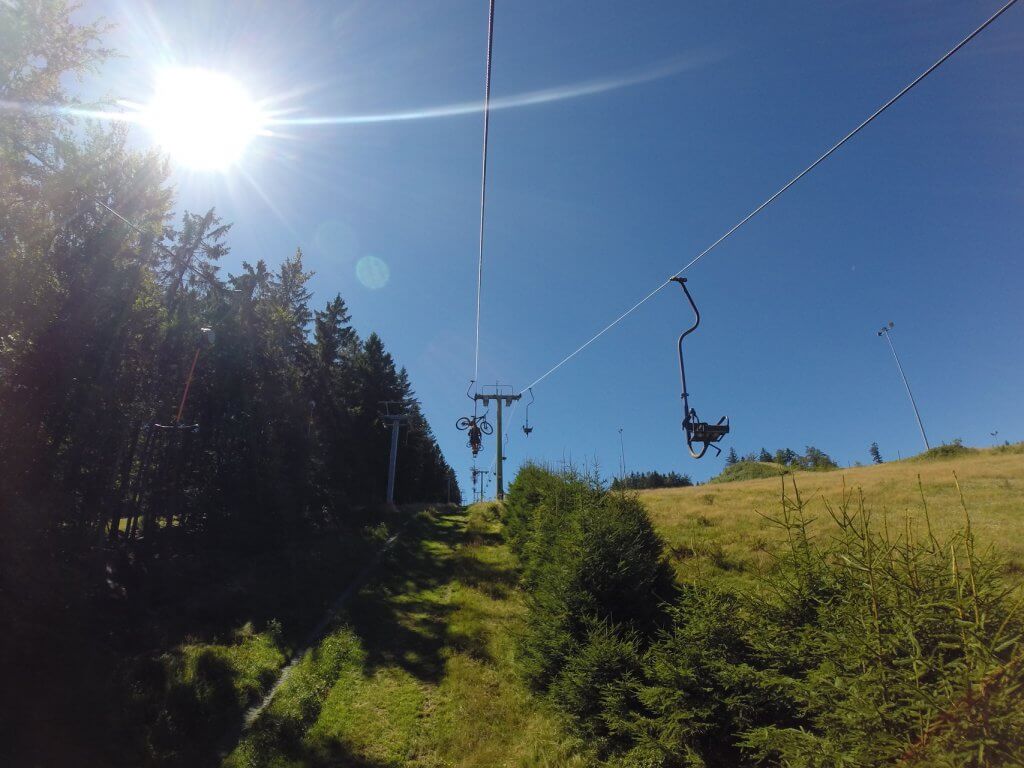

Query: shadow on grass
left=340, top=512, right=464, bottom=684
left=452, top=544, right=519, bottom=600
left=239, top=711, right=394, bottom=768
left=232, top=509, right=520, bottom=766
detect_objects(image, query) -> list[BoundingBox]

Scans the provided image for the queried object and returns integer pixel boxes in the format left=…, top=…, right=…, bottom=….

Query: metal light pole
left=878, top=322, right=930, bottom=451
left=618, top=428, right=626, bottom=480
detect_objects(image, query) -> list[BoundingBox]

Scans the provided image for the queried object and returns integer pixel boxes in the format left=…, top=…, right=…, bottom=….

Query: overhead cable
left=523, top=0, right=1020, bottom=392
left=473, top=0, right=497, bottom=387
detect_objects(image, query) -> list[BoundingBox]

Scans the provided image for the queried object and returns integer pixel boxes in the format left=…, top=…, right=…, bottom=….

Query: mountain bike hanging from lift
left=456, top=413, right=493, bottom=456
left=457, top=381, right=493, bottom=457
left=671, top=277, right=729, bottom=458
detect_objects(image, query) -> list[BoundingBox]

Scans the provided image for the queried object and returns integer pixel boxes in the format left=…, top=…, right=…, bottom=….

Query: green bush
left=621, top=588, right=797, bottom=767
left=910, top=438, right=979, bottom=462
left=503, top=461, right=570, bottom=554
left=740, top=483, right=1024, bottom=767
left=506, top=468, right=1024, bottom=767
left=550, top=620, right=643, bottom=744
left=516, top=477, right=674, bottom=686
left=508, top=467, right=675, bottom=751
left=710, top=461, right=790, bottom=484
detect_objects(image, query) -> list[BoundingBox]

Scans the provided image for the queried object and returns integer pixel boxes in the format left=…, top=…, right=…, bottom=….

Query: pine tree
left=726, top=447, right=739, bottom=465
left=0, top=4, right=461, bottom=761
left=869, top=441, right=883, bottom=464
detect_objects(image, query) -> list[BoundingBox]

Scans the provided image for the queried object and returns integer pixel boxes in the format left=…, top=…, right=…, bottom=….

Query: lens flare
left=144, top=68, right=265, bottom=170
left=355, top=256, right=390, bottom=290
left=267, top=53, right=718, bottom=128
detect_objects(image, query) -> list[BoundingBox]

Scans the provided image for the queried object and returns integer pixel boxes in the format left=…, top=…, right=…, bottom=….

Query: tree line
left=726, top=445, right=839, bottom=470
left=1, top=0, right=457, bottom=661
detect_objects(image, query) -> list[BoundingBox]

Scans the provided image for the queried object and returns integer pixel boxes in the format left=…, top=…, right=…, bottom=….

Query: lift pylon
left=472, top=383, right=521, bottom=500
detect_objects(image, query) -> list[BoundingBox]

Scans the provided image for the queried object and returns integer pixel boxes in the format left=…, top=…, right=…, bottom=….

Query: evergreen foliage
left=504, top=466, right=675, bottom=744
left=0, top=3, right=457, bottom=761
left=870, top=441, right=884, bottom=464
left=1, top=0, right=457, bottom=551
left=505, top=467, right=1024, bottom=766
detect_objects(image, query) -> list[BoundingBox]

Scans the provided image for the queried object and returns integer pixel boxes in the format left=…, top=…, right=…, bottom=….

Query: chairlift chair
left=522, top=387, right=535, bottom=436
left=671, top=278, right=729, bottom=458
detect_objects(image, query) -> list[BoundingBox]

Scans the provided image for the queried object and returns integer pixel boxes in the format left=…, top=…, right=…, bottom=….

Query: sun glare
left=144, top=68, right=265, bottom=171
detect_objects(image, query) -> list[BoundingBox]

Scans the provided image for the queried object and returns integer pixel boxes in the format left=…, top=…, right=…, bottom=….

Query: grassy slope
left=641, top=445, right=1024, bottom=588
left=227, top=505, right=589, bottom=768
left=7, top=517, right=404, bottom=767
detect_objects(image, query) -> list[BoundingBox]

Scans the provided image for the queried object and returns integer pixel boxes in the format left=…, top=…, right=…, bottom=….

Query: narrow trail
left=225, top=506, right=587, bottom=767
left=216, top=529, right=402, bottom=759
left=241, top=533, right=401, bottom=728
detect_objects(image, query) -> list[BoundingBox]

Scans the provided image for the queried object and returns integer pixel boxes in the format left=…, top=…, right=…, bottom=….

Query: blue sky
left=77, top=0, right=1024, bottom=492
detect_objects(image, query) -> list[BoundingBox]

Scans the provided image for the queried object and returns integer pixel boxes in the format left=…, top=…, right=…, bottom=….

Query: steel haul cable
left=522, top=0, right=1020, bottom=393
left=472, top=0, right=496, bottom=389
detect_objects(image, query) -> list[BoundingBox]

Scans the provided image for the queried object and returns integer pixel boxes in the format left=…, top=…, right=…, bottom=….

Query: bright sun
left=144, top=68, right=265, bottom=171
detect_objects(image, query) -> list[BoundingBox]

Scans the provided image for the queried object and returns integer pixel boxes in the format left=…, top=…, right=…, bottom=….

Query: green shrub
left=507, top=468, right=1024, bottom=767
left=508, top=468, right=676, bottom=754
left=711, top=461, right=790, bottom=484
left=517, top=480, right=674, bottom=693
left=503, top=462, right=570, bottom=554
left=910, top=438, right=979, bottom=462
left=622, top=588, right=797, bottom=767
left=740, top=482, right=1024, bottom=767
left=550, top=620, right=643, bottom=744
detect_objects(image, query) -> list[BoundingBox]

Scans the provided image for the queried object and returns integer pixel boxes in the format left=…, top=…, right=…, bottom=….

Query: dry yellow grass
left=640, top=446, right=1024, bottom=587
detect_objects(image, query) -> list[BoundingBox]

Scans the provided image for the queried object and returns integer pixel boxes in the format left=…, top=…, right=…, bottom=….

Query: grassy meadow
left=640, top=443, right=1024, bottom=587
left=226, top=505, right=589, bottom=767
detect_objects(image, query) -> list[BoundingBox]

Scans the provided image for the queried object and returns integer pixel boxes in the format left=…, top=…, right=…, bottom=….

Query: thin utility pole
left=618, top=428, right=626, bottom=480
left=878, top=322, right=930, bottom=451
left=473, top=384, right=521, bottom=500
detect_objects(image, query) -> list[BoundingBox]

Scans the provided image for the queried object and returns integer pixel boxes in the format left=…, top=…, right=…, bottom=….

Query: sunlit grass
left=640, top=444, right=1024, bottom=588
left=226, top=507, right=589, bottom=767
left=178, top=626, right=286, bottom=702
